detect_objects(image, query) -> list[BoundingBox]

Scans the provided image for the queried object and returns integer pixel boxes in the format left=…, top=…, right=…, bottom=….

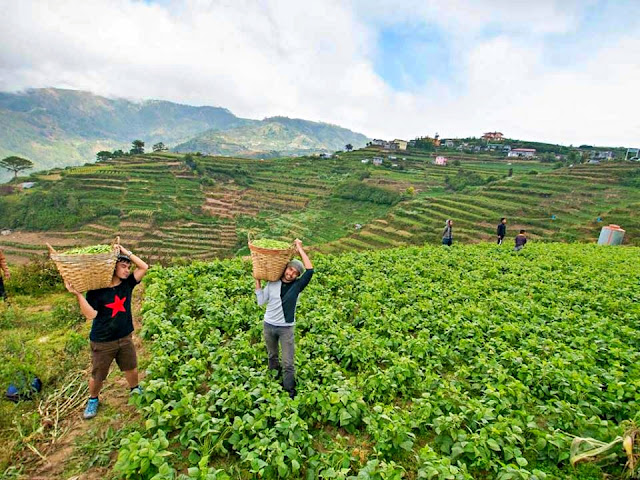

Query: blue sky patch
left=374, top=23, right=451, bottom=92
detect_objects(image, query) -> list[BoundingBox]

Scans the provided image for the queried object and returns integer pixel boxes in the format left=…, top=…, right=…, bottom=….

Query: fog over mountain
left=0, top=88, right=369, bottom=182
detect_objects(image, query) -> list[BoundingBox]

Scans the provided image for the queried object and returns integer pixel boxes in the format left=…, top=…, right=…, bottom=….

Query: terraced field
left=0, top=150, right=637, bottom=264
left=316, top=162, right=640, bottom=253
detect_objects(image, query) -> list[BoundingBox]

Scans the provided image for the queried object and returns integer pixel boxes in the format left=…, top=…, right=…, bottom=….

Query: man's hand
left=294, top=238, right=303, bottom=251
left=119, top=245, right=132, bottom=256
left=4, top=272, right=9, bottom=280
left=255, top=278, right=262, bottom=290
left=65, top=281, right=80, bottom=296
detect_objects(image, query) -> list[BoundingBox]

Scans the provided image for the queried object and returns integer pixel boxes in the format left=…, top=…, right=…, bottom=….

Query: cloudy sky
left=1, top=0, right=639, bottom=146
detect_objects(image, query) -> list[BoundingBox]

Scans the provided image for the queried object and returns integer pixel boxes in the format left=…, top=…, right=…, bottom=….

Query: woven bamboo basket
left=248, top=235, right=295, bottom=281
left=47, top=236, right=120, bottom=292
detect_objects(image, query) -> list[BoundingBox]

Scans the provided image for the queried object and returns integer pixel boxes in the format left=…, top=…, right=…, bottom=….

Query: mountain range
left=0, top=88, right=369, bottom=182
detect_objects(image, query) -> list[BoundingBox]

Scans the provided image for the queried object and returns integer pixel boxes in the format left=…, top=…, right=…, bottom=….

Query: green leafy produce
left=121, top=243, right=640, bottom=479
left=251, top=238, right=291, bottom=250
left=60, top=244, right=112, bottom=255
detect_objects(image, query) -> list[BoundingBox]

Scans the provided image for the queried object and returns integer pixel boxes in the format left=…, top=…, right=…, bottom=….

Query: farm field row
left=122, top=243, right=640, bottom=479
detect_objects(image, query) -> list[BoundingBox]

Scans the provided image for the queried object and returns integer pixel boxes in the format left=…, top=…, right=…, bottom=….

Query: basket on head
left=248, top=235, right=295, bottom=281
left=47, top=236, right=120, bottom=292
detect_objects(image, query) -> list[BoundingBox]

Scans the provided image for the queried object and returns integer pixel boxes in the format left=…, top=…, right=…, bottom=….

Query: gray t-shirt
left=256, top=269, right=314, bottom=326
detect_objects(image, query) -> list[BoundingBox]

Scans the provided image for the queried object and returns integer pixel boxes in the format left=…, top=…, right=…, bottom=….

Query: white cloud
left=0, top=0, right=638, bottom=146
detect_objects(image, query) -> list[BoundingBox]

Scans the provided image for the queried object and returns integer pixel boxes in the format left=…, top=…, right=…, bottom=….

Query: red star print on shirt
left=105, top=295, right=127, bottom=318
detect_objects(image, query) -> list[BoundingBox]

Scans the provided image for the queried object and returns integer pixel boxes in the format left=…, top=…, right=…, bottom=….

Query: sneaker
left=83, top=398, right=99, bottom=419
left=129, top=386, right=143, bottom=396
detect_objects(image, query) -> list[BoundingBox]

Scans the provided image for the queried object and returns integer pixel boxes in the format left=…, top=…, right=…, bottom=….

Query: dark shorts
left=0, top=276, right=5, bottom=299
left=442, top=238, right=452, bottom=246
left=90, top=334, right=137, bottom=382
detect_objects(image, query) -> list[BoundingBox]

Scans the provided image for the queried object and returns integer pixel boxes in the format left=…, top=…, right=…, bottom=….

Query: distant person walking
left=255, top=239, right=313, bottom=399
left=442, top=219, right=453, bottom=246
left=0, top=249, right=9, bottom=301
left=515, top=230, right=527, bottom=251
left=66, top=246, right=149, bottom=419
left=497, top=218, right=507, bottom=245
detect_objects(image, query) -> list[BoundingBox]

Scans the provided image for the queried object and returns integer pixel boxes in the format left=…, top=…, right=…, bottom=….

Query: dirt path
left=24, top=286, right=148, bottom=480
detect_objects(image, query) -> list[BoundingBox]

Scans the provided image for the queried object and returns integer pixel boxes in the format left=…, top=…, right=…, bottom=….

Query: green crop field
left=107, top=243, right=639, bottom=479
left=1, top=144, right=639, bottom=478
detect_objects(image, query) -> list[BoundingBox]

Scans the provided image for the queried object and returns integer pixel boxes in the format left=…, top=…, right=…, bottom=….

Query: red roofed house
left=507, top=148, right=537, bottom=158
left=482, top=132, right=504, bottom=141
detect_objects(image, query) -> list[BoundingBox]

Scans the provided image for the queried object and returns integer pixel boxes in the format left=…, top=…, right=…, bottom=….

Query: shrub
left=445, top=170, right=491, bottom=191
left=333, top=181, right=402, bottom=205
left=5, top=258, right=63, bottom=296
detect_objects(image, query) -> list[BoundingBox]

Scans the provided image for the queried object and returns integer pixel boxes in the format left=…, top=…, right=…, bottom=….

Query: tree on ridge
left=0, top=156, right=34, bottom=178
left=130, top=140, right=145, bottom=155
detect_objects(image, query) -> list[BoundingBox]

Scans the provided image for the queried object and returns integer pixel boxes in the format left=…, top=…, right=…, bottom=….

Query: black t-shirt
left=280, top=269, right=314, bottom=324
left=86, top=274, right=139, bottom=342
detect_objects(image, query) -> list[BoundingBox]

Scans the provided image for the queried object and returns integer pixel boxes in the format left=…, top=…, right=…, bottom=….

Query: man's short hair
left=117, top=254, right=131, bottom=263
left=520, top=229, right=526, bottom=234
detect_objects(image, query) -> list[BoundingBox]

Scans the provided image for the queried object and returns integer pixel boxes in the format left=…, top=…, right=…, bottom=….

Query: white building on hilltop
left=507, top=148, right=536, bottom=158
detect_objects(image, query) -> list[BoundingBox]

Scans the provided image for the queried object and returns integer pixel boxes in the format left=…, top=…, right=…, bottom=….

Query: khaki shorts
left=90, top=334, right=137, bottom=382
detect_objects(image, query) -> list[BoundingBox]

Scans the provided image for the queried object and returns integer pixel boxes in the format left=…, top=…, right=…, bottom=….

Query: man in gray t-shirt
left=255, top=239, right=313, bottom=398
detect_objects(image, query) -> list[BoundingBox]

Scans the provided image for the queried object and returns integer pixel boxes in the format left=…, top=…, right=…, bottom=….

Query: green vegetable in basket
left=252, top=239, right=291, bottom=250
left=60, top=244, right=113, bottom=255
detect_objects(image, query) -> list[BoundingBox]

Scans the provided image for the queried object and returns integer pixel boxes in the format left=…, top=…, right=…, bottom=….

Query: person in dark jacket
left=442, top=219, right=453, bottom=246
left=514, top=230, right=527, bottom=251
left=497, top=218, right=507, bottom=245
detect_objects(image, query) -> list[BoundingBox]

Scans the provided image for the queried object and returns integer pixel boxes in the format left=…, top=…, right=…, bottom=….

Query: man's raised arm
left=295, top=239, right=313, bottom=270
left=66, top=282, right=97, bottom=320
left=119, top=246, right=149, bottom=282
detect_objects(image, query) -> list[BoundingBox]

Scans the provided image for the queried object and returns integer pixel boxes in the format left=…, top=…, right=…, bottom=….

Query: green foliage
left=60, top=244, right=112, bottom=255
left=0, top=182, right=120, bottom=230
left=122, top=243, right=640, bottom=478
left=445, top=169, right=492, bottom=191
left=0, top=291, right=92, bottom=471
left=96, top=150, right=113, bottom=162
left=622, top=169, right=640, bottom=188
left=130, top=140, right=145, bottom=155
left=412, top=139, right=436, bottom=151
left=5, top=258, right=63, bottom=296
left=251, top=239, right=291, bottom=249
left=334, top=180, right=402, bottom=205
left=73, top=426, right=133, bottom=470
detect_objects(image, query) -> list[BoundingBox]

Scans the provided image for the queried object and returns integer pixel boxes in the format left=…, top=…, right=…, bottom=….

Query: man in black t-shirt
left=66, top=245, right=148, bottom=419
